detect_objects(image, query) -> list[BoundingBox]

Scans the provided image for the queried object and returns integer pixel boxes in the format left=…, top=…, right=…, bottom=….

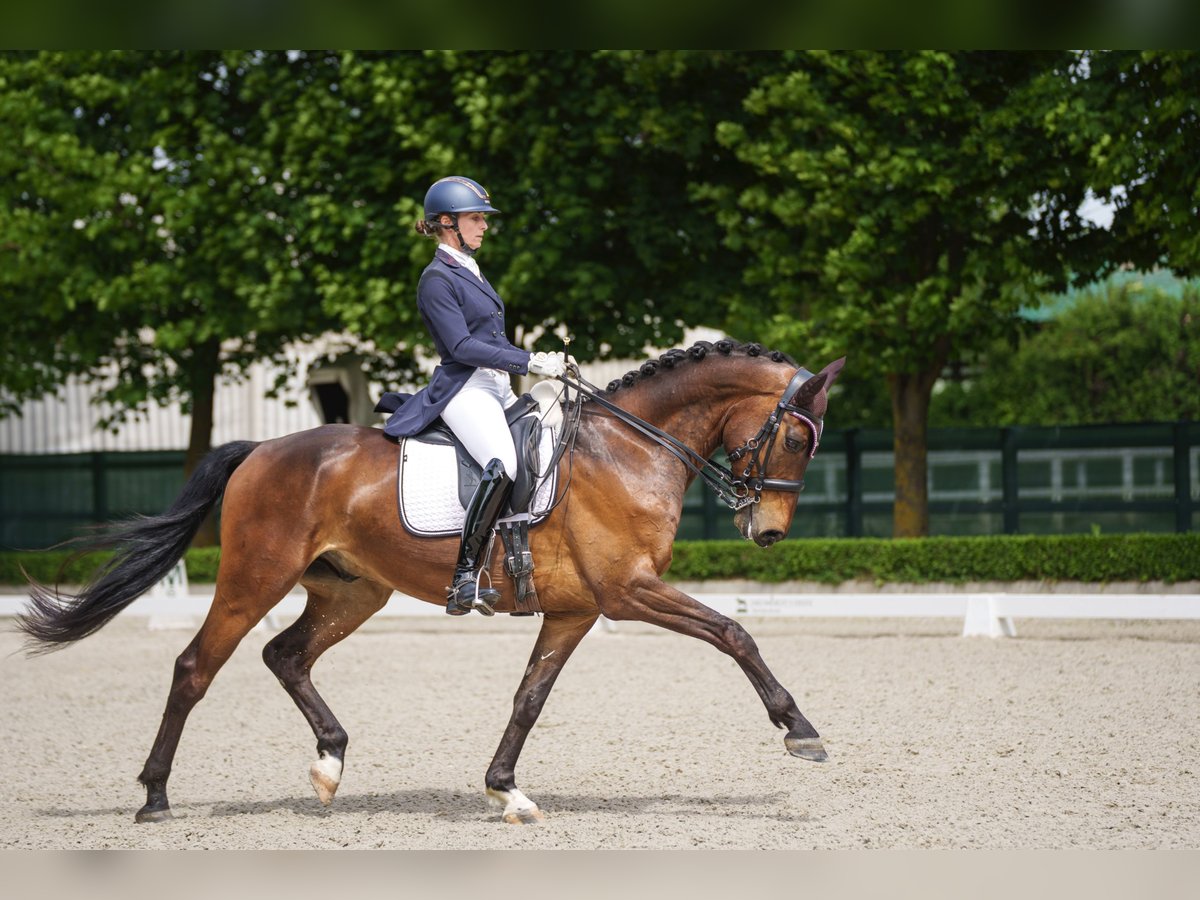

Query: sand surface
left=2, top=614, right=1198, bottom=849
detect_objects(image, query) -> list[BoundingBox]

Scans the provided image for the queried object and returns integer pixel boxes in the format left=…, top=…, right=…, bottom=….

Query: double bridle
left=560, top=366, right=824, bottom=511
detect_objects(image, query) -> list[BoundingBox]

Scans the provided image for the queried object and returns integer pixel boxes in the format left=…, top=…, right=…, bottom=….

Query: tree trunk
left=888, top=369, right=938, bottom=538
left=184, top=340, right=220, bottom=547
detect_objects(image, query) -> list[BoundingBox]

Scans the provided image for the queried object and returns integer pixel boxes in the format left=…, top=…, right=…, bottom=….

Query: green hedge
left=0, top=547, right=222, bottom=586
left=667, top=534, right=1200, bottom=584
left=1, top=534, right=1197, bottom=587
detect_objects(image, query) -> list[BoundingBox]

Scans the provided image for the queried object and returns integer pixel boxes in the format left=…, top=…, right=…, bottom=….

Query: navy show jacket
left=382, top=249, right=530, bottom=438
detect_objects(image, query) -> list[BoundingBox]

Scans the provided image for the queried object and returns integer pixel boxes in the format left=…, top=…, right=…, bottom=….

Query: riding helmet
left=423, top=176, right=501, bottom=221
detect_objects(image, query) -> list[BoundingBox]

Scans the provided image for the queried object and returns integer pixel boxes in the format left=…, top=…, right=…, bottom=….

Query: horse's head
left=724, top=357, right=845, bottom=547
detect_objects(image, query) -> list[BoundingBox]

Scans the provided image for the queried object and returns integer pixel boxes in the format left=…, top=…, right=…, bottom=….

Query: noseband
left=563, top=367, right=824, bottom=511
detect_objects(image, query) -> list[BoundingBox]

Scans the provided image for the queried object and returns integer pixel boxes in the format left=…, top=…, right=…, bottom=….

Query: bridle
left=559, top=366, right=824, bottom=511
left=726, top=366, right=824, bottom=506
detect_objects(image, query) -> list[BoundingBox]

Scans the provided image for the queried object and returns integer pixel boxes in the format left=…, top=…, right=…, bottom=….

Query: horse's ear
left=819, top=357, right=846, bottom=391
left=792, top=371, right=828, bottom=405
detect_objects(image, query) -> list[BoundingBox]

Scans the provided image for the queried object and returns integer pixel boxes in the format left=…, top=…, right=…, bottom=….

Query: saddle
left=375, top=392, right=548, bottom=514
left=375, top=391, right=557, bottom=614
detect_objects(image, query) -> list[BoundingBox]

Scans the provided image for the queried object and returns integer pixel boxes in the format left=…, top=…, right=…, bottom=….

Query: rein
left=554, top=366, right=824, bottom=511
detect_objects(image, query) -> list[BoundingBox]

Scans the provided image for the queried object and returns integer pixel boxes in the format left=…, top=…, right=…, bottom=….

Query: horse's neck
left=619, top=370, right=747, bottom=459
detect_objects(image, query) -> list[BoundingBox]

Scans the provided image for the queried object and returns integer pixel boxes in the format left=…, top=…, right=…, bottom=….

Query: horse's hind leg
left=135, top=575, right=296, bottom=823
left=262, top=574, right=392, bottom=807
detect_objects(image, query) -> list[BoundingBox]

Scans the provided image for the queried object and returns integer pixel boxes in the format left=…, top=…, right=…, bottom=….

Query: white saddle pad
left=397, top=426, right=560, bottom=537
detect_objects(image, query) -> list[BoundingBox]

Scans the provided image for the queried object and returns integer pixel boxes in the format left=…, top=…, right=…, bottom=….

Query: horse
left=18, top=339, right=845, bottom=825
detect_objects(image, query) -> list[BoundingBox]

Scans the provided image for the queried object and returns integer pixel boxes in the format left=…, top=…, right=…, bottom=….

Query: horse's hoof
left=502, top=806, right=545, bottom=825
left=135, top=806, right=173, bottom=824
left=310, top=752, right=344, bottom=806
left=487, top=787, right=544, bottom=825
left=785, top=735, right=829, bottom=762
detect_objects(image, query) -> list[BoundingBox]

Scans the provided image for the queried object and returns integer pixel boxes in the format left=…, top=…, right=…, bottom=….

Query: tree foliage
left=698, top=51, right=1097, bottom=535
left=2, top=50, right=1198, bottom=541
left=0, top=52, right=345, bottom=453
left=280, top=50, right=774, bottom=363
left=1067, top=51, right=1200, bottom=278
left=934, top=281, right=1200, bottom=427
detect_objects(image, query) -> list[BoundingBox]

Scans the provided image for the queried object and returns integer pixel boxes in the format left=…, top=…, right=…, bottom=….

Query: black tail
left=16, top=441, right=259, bottom=654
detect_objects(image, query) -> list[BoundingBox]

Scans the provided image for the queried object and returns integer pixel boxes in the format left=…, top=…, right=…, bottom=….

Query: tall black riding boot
left=446, top=458, right=514, bottom=616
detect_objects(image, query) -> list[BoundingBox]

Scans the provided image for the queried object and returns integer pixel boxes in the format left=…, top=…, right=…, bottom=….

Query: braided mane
left=602, top=339, right=797, bottom=395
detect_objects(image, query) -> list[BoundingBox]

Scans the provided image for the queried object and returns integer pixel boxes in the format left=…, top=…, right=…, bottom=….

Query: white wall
left=1, top=327, right=728, bottom=454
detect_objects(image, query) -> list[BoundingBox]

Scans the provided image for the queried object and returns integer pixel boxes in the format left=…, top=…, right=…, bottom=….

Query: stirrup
left=447, top=572, right=499, bottom=616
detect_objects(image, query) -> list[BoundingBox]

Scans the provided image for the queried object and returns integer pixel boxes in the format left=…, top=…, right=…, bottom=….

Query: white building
left=0, top=328, right=726, bottom=454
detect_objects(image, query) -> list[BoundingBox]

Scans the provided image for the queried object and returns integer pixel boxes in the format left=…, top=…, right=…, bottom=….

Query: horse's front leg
left=485, top=612, right=598, bottom=823
left=603, top=572, right=828, bottom=762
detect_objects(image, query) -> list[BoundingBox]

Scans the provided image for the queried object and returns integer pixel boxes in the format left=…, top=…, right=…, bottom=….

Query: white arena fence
left=1, top=560, right=1196, bottom=639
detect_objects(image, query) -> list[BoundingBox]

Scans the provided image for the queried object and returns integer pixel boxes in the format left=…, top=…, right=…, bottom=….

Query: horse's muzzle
left=756, top=529, right=785, bottom=548
left=734, top=508, right=786, bottom=547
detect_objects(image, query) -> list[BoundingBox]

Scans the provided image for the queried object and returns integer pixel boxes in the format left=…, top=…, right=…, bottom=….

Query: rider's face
left=442, top=212, right=489, bottom=251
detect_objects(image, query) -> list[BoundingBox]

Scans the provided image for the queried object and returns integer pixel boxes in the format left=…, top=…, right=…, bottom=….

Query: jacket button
left=491, top=330, right=498, bottom=336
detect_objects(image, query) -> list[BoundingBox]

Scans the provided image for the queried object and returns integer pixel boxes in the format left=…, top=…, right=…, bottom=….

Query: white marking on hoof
left=486, top=787, right=545, bottom=824
left=310, top=752, right=343, bottom=806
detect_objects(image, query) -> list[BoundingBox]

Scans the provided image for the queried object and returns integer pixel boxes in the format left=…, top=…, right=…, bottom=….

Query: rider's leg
left=447, top=459, right=513, bottom=615
left=441, top=369, right=519, bottom=478
left=440, top=370, right=519, bottom=615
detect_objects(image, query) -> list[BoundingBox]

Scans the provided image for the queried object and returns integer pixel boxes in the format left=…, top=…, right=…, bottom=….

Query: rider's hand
left=528, top=351, right=566, bottom=378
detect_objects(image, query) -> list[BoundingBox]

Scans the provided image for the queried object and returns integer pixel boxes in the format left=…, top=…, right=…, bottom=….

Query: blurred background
left=1, top=51, right=1197, bottom=549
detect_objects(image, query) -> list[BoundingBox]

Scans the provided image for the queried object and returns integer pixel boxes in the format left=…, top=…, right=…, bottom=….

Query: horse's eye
left=784, top=436, right=804, bottom=454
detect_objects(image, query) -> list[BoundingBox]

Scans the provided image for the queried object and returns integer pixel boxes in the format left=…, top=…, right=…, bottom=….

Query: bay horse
left=18, top=339, right=844, bottom=825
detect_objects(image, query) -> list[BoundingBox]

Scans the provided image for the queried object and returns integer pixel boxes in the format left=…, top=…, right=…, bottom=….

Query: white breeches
left=440, top=367, right=519, bottom=478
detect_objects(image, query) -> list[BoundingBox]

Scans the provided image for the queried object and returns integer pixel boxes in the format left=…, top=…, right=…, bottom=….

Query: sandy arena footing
left=2, top=615, right=1198, bottom=849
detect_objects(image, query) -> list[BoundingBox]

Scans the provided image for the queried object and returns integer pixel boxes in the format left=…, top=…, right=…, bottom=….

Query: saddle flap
left=404, top=394, right=544, bottom=511
left=508, top=415, right=541, bottom=514
left=396, top=422, right=559, bottom=538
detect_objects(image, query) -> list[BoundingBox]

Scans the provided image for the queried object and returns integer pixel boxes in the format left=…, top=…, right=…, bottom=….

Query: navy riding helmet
left=423, top=176, right=499, bottom=256
left=423, top=176, right=500, bottom=221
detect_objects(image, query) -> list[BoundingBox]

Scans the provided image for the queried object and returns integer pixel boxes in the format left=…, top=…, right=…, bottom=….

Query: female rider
left=382, top=176, right=565, bottom=615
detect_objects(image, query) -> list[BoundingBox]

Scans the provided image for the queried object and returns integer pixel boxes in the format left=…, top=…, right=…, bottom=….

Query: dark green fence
left=678, top=421, right=1198, bottom=540
left=2, top=422, right=1197, bottom=549
left=0, top=451, right=186, bottom=550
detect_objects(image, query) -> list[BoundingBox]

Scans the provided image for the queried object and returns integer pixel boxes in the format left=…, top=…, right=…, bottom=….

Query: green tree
left=934, top=281, right=1200, bottom=427
left=0, top=51, right=349, bottom=542
left=479, top=50, right=780, bottom=360
left=933, top=51, right=1200, bottom=430
left=277, top=51, right=777, bottom=366
left=1, top=51, right=767, bottom=453
left=1069, top=51, right=1200, bottom=279
left=701, top=51, right=1096, bottom=536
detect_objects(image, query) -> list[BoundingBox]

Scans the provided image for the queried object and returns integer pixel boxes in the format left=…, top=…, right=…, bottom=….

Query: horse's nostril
left=759, top=529, right=785, bottom=547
